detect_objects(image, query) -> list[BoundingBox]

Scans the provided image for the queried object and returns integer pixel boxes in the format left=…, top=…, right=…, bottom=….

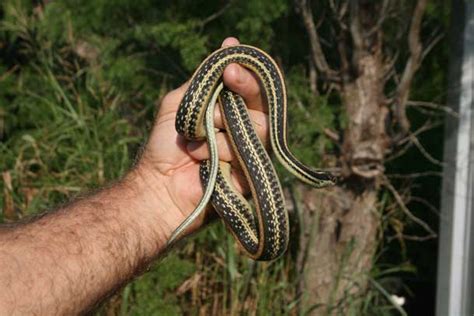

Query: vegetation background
left=0, top=0, right=449, bottom=315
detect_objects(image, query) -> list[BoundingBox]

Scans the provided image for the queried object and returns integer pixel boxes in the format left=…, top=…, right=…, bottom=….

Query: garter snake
left=168, top=45, right=336, bottom=260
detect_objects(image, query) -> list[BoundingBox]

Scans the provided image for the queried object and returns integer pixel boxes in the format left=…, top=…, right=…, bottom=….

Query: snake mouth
left=315, top=171, right=338, bottom=183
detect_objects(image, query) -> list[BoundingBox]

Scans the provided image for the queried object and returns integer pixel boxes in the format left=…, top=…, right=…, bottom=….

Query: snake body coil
left=170, top=45, right=335, bottom=260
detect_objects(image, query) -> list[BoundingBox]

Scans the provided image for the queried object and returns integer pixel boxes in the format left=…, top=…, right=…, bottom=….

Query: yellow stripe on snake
left=168, top=45, right=335, bottom=261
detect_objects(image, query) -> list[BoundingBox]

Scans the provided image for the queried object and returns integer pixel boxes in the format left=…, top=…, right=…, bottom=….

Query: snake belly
left=174, top=45, right=336, bottom=261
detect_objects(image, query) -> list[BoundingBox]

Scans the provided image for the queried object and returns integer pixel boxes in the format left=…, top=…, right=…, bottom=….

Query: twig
left=382, top=51, right=399, bottom=81
left=387, top=171, right=442, bottom=179
left=201, top=1, right=233, bottom=27
left=386, top=141, right=412, bottom=162
left=410, top=134, right=444, bottom=166
left=0, top=65, right=19, bottom=82
left=409, top=107, right=446, bottom=117
left=365, top=0, right=390, bottom=37
left=389, top=234, right=437, bottom=242
left=369, top=278, right=408, bottom=316
left=329, top=0, right=338, bottom=17
left=409, top=196, right=440, bottom=216
left=295, top=98, right=312, bottom=119
left=329, top=0, right=348, bottom=30
left=308, top=58, right=319, bottom=95
left=395, top=120, right=440, bottom=145
left=382, top=175, right=437, bottom=239
left=407, top=100, right=458, bottom=118
left=323, top=128, right=340, bottom=143
left=422, top=31, right=444, bottom=60
left=387, top=119, right=442, bottom=162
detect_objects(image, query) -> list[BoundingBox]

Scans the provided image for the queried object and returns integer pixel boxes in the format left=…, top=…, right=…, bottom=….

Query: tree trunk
left=297, top=186, right=379, bottom=313
left=297, top=32, right=389, bottom=313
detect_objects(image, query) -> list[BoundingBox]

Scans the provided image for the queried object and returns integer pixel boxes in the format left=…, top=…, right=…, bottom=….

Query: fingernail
left=222, top=37, right=240, bottom=47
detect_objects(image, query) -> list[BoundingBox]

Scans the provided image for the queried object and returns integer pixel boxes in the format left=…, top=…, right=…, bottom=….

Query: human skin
left=0, top=37, right=269, bottom=315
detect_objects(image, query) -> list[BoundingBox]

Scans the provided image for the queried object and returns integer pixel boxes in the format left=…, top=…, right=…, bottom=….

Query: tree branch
left=387, top=120, right=442, bottom=162
left=382, top=51, right=400, bottom=83
left=200, top=0, right=233, bottom=26
left=329, top=0, right=349, bottom=30
left=422, top=31, right=443, bottom=59
left=387, top=171, right=442, bottom=179
left=410, top=134, right=445, bottom=166
left=383, top=176, right=437, bottom=240
left=365, top=0, right=390, bottom=37
left=308, top=58, right=319, bottom=95
left=337, top=29, right=350, bottom=77
left=395, top=120, right=440, bottom=145
left=349, top=0, right=364, bottom=53
left=295, top=0, right=340, bottom=82
left=407, top=100, right=458, bottom=118
left=394, top=0, right=428, bottom=135
left=409, top=196, right=440, bottom=216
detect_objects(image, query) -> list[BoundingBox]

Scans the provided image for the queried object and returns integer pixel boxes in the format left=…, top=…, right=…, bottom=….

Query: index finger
left=221, top=38, right=266, bottom=113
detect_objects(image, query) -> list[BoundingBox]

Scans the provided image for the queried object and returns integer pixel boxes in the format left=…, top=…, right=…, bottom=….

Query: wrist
left=123, top=160, right=182, bottom=246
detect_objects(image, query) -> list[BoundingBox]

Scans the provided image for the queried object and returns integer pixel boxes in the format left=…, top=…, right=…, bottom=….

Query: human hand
left=134, top=37, right=269, bottom=239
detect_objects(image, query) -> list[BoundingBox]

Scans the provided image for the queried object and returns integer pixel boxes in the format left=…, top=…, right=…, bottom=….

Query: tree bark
left=297, top=53, right=387, bottom=313
left=297, top=185, right=379, bottom=313
left=295, top=1, right=396, bottom=313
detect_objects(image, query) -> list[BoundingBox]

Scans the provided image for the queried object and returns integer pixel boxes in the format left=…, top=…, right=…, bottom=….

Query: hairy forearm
left=0, top=166, right=175, bottom=315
